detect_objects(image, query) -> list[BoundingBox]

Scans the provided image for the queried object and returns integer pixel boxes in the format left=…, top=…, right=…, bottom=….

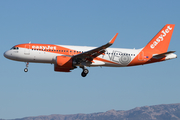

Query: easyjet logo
left=32, top=45, right=57, bottom=50
left=150, top=26, right=172, bottom=49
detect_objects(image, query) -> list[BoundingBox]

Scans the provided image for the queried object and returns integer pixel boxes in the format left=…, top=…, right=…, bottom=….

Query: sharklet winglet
left=109, top=33, right=118, bottom=44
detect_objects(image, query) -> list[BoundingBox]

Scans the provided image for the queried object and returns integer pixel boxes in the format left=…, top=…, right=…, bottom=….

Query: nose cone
left=4, top=50, right=12, bottom=59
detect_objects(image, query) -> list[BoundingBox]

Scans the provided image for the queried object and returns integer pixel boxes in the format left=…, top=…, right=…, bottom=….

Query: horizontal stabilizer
left=153, top=51, right=176, bottom=59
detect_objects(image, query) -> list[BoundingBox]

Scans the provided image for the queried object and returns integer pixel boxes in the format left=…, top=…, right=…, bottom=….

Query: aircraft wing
left=73, top=33, right=118, bottom=63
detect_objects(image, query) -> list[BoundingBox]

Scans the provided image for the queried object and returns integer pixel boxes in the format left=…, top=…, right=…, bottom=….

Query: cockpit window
left=11, top=47, right=19, bottom=50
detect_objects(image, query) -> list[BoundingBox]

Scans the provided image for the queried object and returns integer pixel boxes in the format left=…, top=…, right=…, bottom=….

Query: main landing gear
left=81, top=66, right=89, bottom=77
left=24, top=62, right=29, bottom=72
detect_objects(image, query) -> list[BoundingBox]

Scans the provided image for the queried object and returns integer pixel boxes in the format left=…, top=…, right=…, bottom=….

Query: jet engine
left=54, top=56, right=75, bottom=72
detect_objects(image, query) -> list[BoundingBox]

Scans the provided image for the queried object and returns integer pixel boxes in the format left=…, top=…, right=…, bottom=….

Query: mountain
left=8, top=103, right=180, bottom=120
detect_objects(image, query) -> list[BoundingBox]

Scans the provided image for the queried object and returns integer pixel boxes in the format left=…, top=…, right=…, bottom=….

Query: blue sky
left=1, top=0, right=180, bottom=119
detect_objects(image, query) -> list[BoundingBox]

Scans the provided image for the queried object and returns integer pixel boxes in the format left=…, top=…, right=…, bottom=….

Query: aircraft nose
left=4, top=50, right=12, bottom=59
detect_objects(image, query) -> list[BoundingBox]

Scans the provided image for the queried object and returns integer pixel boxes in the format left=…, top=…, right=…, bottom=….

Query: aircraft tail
left=143, top=24, right=175, bottom=54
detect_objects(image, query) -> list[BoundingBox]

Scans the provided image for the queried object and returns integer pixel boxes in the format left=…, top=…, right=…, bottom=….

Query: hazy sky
left=1, top=0, right=180, bottom=119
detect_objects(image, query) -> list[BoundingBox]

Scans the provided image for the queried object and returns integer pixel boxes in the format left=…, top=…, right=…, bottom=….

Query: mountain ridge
left=3, top=103, right=180, bottom=120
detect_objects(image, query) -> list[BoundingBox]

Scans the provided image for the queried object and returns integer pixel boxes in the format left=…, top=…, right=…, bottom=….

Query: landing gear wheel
left=81, top=69, right=89, bottom=77
left=24, top=68, right=28, bottom=72
left=81, top=72, right=87, bottom=77
left=83, top=69, right=89, bottom=74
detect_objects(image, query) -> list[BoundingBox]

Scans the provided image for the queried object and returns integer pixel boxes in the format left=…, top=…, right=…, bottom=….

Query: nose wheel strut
left=24, top=62, right=29, bottom=72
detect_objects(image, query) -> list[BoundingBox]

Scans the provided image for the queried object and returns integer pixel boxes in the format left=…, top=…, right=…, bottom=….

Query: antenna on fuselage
left=29, top=41, right=31, bottom=44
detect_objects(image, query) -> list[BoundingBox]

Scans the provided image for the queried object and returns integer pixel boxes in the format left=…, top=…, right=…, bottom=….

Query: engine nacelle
left=54, top=56, right=74, bottom=72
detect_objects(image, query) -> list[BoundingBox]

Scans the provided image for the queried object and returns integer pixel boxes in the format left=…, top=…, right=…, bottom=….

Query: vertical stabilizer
left=143, top=24, right=175, bottom=54
left=129, top=24, right=175, bottom=66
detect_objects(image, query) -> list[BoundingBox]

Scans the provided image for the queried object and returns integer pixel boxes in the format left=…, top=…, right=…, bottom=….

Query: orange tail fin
left=129, top=24, right=175, bottom=66
left=143, top=24, right=175, bottom=54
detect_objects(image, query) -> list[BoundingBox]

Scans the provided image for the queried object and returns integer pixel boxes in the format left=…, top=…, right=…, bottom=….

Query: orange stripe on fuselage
left=94, top=57, right=120, bottom=65
left=15, top=43, right=81, bottom=56
left=128, top=52, right=165, bottom=66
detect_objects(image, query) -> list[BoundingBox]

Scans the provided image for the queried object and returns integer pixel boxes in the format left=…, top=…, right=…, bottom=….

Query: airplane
left=4, top=24, right=177, bottom=77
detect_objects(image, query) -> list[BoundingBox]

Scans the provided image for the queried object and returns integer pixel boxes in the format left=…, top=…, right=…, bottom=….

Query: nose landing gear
left=24, top=62, right=29, bottom=72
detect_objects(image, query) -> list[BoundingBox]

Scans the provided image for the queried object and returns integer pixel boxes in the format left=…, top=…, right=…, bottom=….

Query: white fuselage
left=4, top=45, right=142, bottom=67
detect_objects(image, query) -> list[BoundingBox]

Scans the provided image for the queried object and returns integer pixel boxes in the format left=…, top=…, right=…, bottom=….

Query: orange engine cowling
left=54, top=56, right=74, bottom=72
